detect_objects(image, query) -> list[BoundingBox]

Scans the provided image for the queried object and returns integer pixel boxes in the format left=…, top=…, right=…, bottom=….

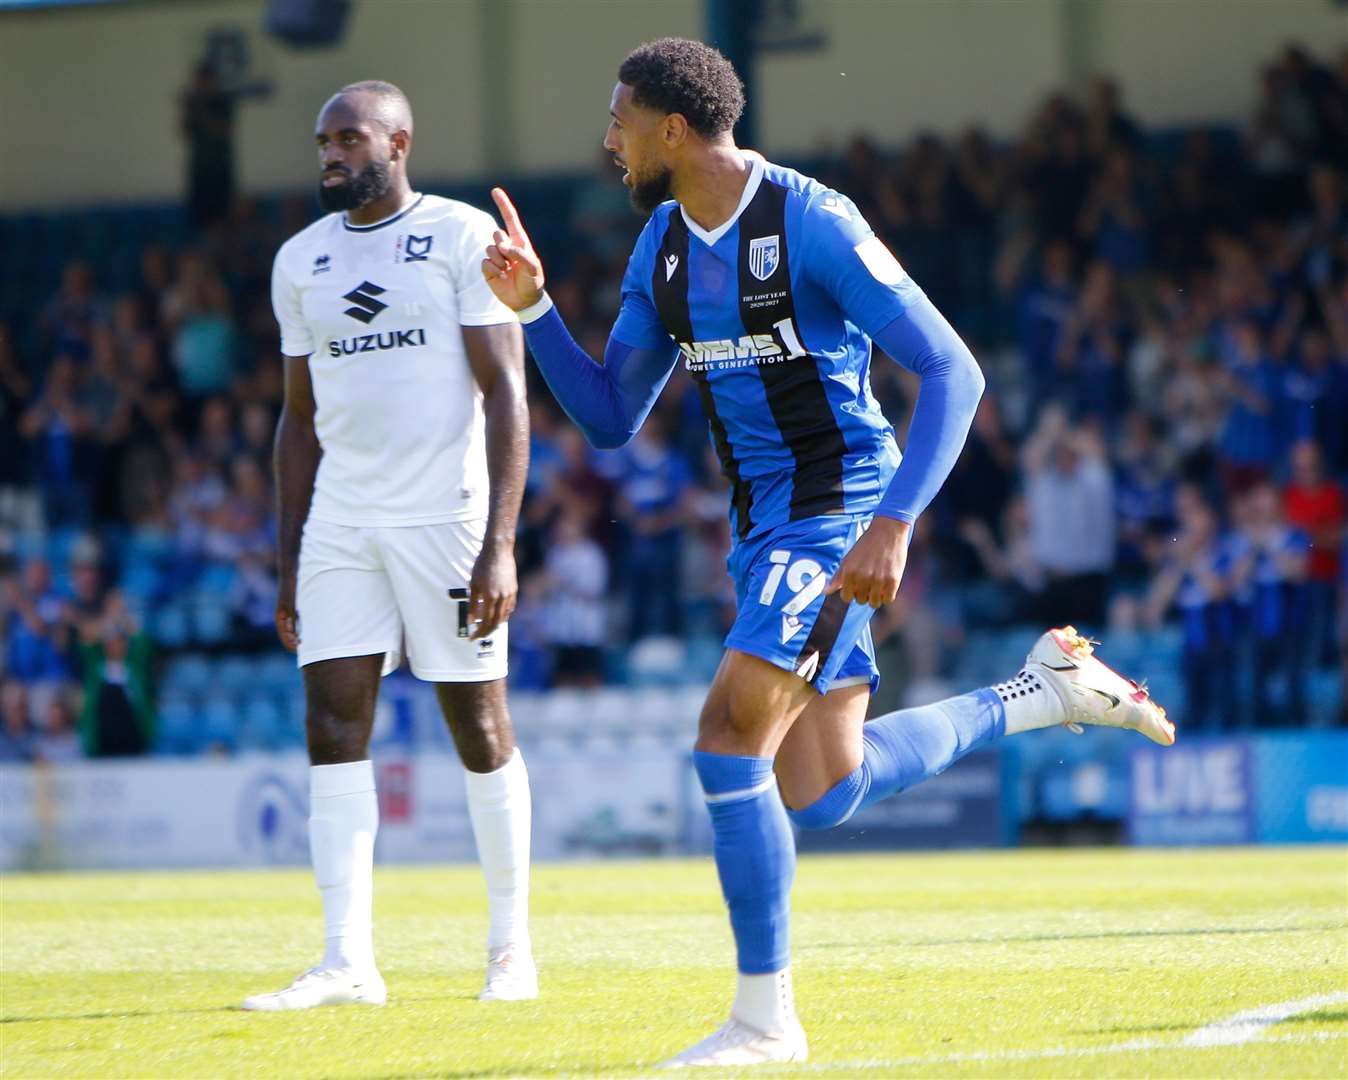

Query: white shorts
left=296, top=518, right=508, bottom=683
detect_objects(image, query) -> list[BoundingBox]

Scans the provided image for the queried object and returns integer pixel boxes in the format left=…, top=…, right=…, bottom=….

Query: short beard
left=629, top=165, right=674, bottom=214
left=317, top=159, right=393, bottom=213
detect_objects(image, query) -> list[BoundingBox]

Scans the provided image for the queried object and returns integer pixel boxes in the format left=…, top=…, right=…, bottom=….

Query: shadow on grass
left=1079, top=1008, right=1348, bottom=1036
left=367, top=1065, right=644, bottom=1080
left=802, top=924, right=1341, bottom=950
left=1, top=990, right=492, bottom=1026
left=1281, top=1010, right=1348, bottom=1026
left=1, top=1005, right=240, bottom=1024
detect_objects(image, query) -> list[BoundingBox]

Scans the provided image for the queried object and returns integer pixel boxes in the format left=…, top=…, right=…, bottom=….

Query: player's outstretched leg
left=437, top=680, right=537, bottom=1002
left=787, top=626, right=1174, bottom=832
left=243, top=655, right=387, bottom=1011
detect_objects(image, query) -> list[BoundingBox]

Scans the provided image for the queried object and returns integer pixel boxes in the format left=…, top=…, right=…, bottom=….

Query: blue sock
left=692, top=751, right=795, bottom=974
left=787, top=688, right=1006, bottom=830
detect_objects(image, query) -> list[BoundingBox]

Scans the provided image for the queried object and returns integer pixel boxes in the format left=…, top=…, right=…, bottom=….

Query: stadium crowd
left=1, top=45, right=1345, bottom=758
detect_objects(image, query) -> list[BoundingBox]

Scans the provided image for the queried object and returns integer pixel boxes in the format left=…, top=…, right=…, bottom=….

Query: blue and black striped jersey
left=611, top=156, right=923, bottom=542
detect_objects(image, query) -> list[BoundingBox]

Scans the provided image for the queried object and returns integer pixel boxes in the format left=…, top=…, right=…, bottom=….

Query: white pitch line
left=809, top=1029, right=1348, bottom=1072
left=1183, top=991, right=1348, bottom=1048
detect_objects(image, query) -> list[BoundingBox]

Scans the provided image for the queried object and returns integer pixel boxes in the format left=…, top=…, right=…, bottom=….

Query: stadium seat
left=239, top=694, right=287, bottom=751
left=627, top=636, right=688, bottom=687
left=152, top=603, right=192, bottom=649
left=153, top=693, right=200, bottom=756
left=199, top=694, right=240, bottom=753
left=215, top=655, right=259, bottom=693
left=257, top=652, right=299, bottom=694
left=162, top=654, right=213, bottom=695
left=191, top=600, right=233, bottom=646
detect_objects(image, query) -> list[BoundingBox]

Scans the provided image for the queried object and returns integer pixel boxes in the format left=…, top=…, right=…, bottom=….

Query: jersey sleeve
left=270, top=245, right=314, bottom=357
left=798, top=188, right=924, bottom=338
left=611, top=220, right=673, bottom=350
left=454, top=209, right=520, bottom=326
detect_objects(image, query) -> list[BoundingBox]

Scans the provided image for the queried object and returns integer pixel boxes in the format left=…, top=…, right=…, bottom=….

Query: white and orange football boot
left=1021, top=625, right=1176, bottom=746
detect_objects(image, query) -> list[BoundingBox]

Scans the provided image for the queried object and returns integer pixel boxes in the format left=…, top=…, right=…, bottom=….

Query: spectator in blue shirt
left=614, top=409, right=692, bottom=642
left=1146, top=486, right=1237, bottom=731
left=18, top=355, right=95, bottom=528
left=1279, top=326, right=1336, bottom=458
left=1114, top=410, right=1177, bottom=582
left=3, top=557, right=72, bottom=687
left=1217, top=321, right=1280, bottom=492
left=1229, top=482, right=1311, bottom=725
left=1056, top=261, right=1133, bottom=424
left=1015, top=239, right=1077, bottom=408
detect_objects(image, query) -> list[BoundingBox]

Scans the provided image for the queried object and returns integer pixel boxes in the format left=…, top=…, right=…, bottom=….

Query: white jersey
left=271, top=193, right=516, bottom=526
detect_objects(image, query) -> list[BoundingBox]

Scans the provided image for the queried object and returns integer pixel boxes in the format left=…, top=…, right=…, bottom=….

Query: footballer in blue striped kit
left=482, top=38, right=1175, bottom=1069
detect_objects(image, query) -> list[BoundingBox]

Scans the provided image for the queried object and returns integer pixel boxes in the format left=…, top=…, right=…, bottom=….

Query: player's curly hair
left=618, top=38, right=745, bottom=138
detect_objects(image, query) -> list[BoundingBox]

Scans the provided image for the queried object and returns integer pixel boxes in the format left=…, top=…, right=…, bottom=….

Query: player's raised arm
left=481, top=188, right=546, bottom=310
left=481, top=187, right=680, bottom=450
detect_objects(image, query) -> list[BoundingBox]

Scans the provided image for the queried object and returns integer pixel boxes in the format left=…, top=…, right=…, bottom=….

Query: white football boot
left=1024, top=625, right=1176, bottom=745
left=479, top=944, right=538, bottom=1001
left=241, top=966, right=387, bottom=1011
left=658, top=1019, right=809, bottom=1069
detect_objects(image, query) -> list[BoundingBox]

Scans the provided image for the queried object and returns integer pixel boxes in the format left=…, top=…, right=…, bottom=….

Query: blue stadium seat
left=162, top=653, right=213, bottom=695
left=1307, top=670, right=1342, bottom=727
left=257, top=652, right=299, bottom=695
left=197, top=562, right=238, bottom=597
left=199, top=693, right=240, bottom=752
left=152, top=603, right=191, bottom=649
left=154, top=693, right=200, bottom=756
left=191, top=599, right=233, bottom=646
left=627, top=636, right=687, bottom=687
left=214, top=655, right=258, bottom=694
left=239, top=693, right=286, bottom=751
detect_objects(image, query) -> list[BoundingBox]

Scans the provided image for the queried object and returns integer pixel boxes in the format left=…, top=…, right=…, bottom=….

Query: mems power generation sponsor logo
left=680, top=334, right=789, bottom=371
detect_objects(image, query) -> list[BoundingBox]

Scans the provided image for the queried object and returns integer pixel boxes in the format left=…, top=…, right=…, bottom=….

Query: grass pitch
left=2, top=847, right=1345, bottom=1078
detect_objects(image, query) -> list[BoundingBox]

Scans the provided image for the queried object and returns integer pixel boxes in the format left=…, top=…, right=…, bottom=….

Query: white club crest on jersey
left=748, top=235, right=780, bottom=281
left=404, top=234, right=432, bottom=262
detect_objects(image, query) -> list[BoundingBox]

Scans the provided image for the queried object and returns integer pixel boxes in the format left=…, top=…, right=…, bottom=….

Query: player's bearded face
left=317, top=156, right=393, bottom=213
left=628, top=160, right=674, bottom=214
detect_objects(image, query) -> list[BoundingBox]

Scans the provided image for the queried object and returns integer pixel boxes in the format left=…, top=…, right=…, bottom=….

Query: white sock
left=731, top=968, right=797, bottom=1037
left=309, top=760, right=378, bottom=973
left=993, top=670, right=1067, bottom=734
left=464, top=747, right=532, bottom=952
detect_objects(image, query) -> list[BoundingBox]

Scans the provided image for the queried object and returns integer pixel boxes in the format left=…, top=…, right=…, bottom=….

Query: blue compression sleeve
left=521, top=304, right=679, bottom=450
left=872, top=297, right=985, bottom=523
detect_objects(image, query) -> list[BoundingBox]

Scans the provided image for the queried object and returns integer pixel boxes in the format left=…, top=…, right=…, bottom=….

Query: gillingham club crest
left=748, top=234, right=780, bottom=281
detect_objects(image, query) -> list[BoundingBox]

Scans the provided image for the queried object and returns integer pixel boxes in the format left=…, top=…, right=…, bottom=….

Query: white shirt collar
left=342, top=191, right=424, bottom=232
left=680, top=154, right=764, bottom=247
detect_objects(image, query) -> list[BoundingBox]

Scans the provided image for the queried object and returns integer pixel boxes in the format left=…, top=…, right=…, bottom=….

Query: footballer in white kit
left=242, top=81, right=536, bottom=1013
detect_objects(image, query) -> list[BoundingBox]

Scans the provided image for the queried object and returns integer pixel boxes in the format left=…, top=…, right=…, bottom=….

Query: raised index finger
left=491, top=187, right=527, bottom=244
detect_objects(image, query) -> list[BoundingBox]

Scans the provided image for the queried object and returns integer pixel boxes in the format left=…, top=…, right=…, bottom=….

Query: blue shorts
left=724, top=514, right=879, bottom=696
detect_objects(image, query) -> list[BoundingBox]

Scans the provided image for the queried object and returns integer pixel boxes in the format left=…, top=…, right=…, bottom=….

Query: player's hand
left=826, top=517, right=912, bottom=608
left=468, top=540, right=517, bottom=640
left=482, top=187, right=545, bottom=311
left=275, top=573, right=300, bottom=653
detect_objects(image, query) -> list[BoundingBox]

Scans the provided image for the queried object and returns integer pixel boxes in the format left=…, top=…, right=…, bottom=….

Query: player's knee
left=783, top=767, right=868, bottom=831
left=455, top=721, right=514, bottom=773
left=695, top=700, right=762, bottom=755
left=785, top=797, right=854, bottom=831
left=304, top=708, right=368, bottom=764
